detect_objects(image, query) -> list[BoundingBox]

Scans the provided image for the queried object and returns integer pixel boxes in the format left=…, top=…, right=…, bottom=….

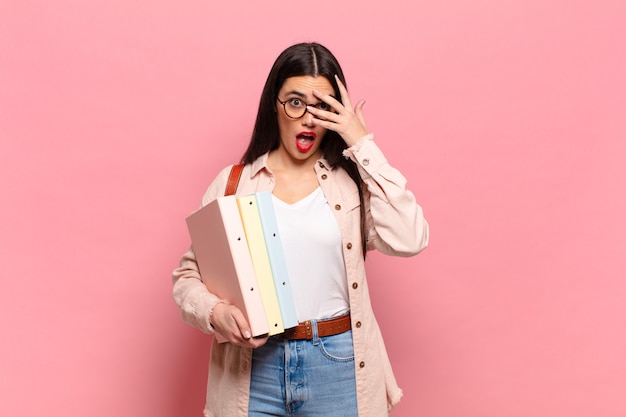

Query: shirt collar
left=249, top=153, right=269, bottom=178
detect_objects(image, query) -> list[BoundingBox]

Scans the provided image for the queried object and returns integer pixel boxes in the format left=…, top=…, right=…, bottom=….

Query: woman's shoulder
left=199, top=163, right=241, bottom=206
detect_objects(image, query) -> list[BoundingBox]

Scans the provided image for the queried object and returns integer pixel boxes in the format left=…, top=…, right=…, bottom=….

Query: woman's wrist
left=343, top=133, right=375, bottom=159
left=208, top=298, right=230, bottom=329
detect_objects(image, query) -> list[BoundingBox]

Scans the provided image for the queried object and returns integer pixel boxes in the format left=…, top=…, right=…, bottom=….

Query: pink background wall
left=1, top=1, right=625, bottom=416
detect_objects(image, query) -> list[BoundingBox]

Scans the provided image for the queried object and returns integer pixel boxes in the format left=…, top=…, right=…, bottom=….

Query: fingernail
left=244, top=330, right=251, bottom=339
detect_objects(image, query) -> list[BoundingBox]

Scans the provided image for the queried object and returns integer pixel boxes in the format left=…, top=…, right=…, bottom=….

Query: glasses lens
left=284, top=99, right=306, bottom=118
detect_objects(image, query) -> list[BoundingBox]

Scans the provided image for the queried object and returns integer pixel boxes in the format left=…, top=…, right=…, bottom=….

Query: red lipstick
left=295, top=131, right=316, bottom=152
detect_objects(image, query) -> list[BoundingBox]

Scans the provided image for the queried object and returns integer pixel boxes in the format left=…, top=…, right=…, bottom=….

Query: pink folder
left=185, top=195, right=269, bottom=340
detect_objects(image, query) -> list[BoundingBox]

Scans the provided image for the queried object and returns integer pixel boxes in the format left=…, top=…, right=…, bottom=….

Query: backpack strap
left=224, top=163, right=244, bottom=196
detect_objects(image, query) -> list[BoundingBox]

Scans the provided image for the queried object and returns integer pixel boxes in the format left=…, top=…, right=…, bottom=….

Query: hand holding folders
left=185, top=191, right=298, bottom=343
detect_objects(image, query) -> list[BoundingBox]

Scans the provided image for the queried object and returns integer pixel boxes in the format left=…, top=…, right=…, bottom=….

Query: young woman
left=172, top=42, right=429, bottom=417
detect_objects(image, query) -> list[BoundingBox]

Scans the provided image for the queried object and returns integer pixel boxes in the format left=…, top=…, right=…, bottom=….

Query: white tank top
left=272, top=187, right=349, bottom=322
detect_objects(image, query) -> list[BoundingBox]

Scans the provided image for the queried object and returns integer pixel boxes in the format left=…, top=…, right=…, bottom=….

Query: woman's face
left=275, top=75, right=335, bottom=164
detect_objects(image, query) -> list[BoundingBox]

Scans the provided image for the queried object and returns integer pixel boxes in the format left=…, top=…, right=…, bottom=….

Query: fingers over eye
left=307, top=105, right=338, bottom=122
left=313, top=89, right=341, bottom=109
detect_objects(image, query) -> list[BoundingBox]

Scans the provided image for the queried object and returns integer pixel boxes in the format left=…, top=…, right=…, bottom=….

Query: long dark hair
left=241, top=42, right=367, bottom=258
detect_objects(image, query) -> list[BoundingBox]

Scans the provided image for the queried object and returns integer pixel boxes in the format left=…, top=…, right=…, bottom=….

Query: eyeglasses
left=276, top=97, right=334, bottom=119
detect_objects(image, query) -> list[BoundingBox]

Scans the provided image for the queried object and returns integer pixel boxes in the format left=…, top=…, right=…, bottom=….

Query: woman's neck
left=268, top=148, right=322, bottom=173
left=268, top=149, right=322, bottom=204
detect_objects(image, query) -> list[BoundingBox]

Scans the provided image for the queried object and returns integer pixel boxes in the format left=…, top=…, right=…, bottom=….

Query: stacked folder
left=185, top=191, right=298, bottom=341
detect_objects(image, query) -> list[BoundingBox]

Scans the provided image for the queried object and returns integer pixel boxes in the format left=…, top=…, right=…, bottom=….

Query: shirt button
left=321, top=174, right=327, bottom=180
left=352, top=282, right=358, bottom=289
left=359, top=361, right=365, bottom=368
left=355, top=321, right=362, bottom=328
left=335, top=204, right=341, bottom=210
left=362, top=158, right=370, bottom=166
left=346, top=242, right=352, bottom=250
left=318, top=161, right=325, bottom=168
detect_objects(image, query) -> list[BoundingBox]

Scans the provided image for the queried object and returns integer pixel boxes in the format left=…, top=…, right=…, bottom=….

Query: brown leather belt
left=280, top=313, right=351, bottom=340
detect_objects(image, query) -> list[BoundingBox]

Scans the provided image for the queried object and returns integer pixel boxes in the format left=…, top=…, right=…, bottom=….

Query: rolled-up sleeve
left=172, top=247, right=219, bottom=334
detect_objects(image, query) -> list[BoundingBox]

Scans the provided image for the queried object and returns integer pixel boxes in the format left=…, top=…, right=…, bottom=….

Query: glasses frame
left=276, top=97, right=332, bottom=120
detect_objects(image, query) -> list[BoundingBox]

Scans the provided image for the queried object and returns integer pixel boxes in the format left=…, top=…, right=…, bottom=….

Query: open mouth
left=296, top=132, right=316, bottom=152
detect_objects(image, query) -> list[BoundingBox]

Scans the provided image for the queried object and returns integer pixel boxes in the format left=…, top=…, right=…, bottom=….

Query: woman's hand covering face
left=306, top=75, right=368, bottom=148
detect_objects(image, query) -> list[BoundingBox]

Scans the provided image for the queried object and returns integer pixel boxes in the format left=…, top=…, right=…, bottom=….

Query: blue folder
left=254, top=191, right=299, bottom=329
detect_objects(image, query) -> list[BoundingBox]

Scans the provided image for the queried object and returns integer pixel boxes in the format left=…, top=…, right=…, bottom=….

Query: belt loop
left=311, top=319, right=320, bottom=345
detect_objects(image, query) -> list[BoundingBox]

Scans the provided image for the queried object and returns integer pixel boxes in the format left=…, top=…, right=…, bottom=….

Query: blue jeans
left=248, top=322, right=357, bottom=417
